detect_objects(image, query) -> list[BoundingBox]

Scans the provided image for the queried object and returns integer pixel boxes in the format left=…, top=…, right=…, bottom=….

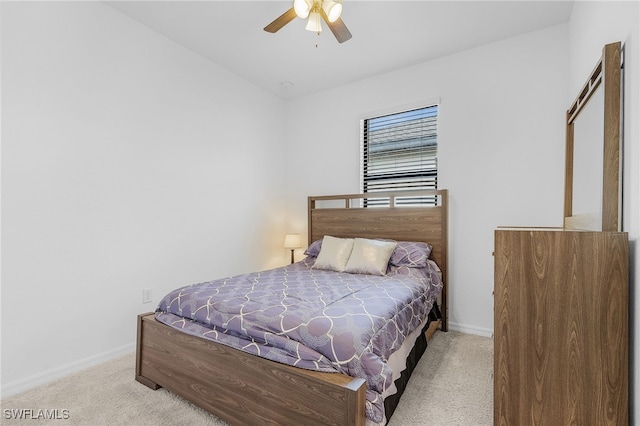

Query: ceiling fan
left=264, top=0, right=352, bottom=44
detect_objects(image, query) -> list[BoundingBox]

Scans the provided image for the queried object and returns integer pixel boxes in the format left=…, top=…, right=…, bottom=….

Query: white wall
left=284, top=24, right=569, bottom=336
left=568, top=0, right=640, bottom=420
left=1, top=2, right=287, bottom=395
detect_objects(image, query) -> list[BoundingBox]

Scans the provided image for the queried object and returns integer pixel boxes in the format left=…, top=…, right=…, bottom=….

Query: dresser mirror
left=564, top=41, right=622, bottom=231
left=571, top=86, right=604, bottom=229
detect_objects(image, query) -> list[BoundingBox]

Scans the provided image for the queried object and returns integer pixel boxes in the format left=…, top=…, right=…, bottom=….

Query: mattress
left=155, top=257, right=442, bottom=423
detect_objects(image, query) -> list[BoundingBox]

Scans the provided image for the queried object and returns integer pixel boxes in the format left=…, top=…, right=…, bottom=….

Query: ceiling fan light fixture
left=322, top=0, right=342, bottom=23
left=305, top=11, right=322, bottom=33
left=293, top=0, right=312, bottom=19
left=264, top=0, right=351, bottom=43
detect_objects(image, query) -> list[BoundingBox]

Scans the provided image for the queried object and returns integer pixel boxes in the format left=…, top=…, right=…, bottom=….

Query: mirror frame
left=564, top=41, right=622, bottom=232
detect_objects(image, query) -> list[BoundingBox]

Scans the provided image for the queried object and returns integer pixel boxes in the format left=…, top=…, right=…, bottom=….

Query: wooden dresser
left=494, top=229, right=628, bottom=426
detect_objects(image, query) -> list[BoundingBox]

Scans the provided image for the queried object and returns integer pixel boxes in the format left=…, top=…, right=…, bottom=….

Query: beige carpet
left=1, top=331, right=493, bottom=425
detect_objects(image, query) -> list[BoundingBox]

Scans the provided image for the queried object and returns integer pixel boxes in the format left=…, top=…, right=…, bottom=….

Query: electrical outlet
left=142, top=288, right=153, bottom=304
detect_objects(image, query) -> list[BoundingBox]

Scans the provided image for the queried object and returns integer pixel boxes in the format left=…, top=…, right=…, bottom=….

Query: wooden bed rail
left=136, top=313, right=367, bottom=425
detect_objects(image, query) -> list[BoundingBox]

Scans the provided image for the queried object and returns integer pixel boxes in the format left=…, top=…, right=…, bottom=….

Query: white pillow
left=345, top=238, right=397, bottom=276
left=312, top=236, right=354, bottom=272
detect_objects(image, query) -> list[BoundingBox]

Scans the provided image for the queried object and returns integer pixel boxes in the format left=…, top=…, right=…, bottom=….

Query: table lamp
left=284, top=234, right=302, bottom=264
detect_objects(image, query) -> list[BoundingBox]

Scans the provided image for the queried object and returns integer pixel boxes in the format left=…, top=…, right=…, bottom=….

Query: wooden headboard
left=307, top=189, right=449, bottom=330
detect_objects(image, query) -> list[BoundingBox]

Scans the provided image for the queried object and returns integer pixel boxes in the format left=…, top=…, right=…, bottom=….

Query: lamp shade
left=322, top=0, right=342, bottom=23
left=293, top=0, right=312, bottom=19
left=305, top=11, right=322, bottom=32
left=284, top=234, right=302, bottom=249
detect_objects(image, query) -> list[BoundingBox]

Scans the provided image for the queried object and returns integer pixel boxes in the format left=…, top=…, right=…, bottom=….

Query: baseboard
left=447, top=321, right=493, bottom=338
left=1, top=343, right=135, bottom=399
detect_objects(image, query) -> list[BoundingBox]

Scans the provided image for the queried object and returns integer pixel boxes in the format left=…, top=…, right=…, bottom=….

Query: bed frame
left=136, top=189, right=449, bottom=425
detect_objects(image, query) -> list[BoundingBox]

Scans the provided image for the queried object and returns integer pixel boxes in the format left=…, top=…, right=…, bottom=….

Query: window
left=361, top=105, right=438, bottom=206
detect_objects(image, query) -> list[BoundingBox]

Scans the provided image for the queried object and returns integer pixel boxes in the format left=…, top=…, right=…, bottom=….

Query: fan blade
left=321, top=9, right=352, bottom=43
left=264, top=7, right=297, bottom=33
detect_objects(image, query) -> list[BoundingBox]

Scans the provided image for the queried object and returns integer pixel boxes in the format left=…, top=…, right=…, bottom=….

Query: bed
left=136, top=189, right=449, bottom=425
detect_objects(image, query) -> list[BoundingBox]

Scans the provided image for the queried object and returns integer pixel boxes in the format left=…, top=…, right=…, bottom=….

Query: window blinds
left=362, top=105, right=438, bottom=205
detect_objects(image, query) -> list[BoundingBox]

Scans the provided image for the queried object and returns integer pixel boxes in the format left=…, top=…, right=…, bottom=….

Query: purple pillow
left=389, top=241, right=432, bottom=268
left=304, top=239, right=323, bottom=257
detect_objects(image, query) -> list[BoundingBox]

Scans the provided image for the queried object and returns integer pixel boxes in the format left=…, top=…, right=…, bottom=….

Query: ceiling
left=105, top=1, right=574, bottom=100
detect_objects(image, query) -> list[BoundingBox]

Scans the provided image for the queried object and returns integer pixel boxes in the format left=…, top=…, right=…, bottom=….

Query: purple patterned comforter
left=155, top=257, right=442, bottom=423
